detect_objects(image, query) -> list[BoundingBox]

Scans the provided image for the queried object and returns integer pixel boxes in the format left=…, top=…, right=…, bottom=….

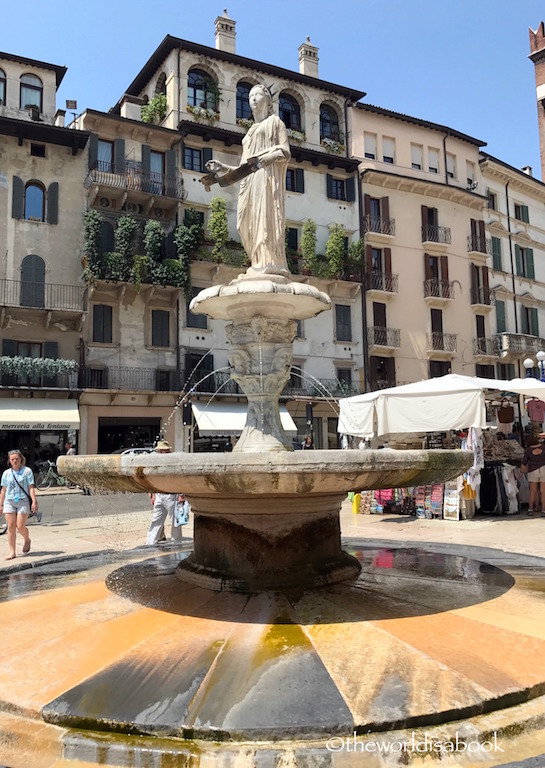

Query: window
left=286, top=168, right=304, bottom=193
left=24, top=182, right=45, bottom=221
left=335, top=304, right=352, bottom=342
left=155, top=72, right=167, bottom=96
left=185, top=351, right=214, bottom=392
left=183, top=146, right=212, bottom=172
left=470, top=264, right=490, bottom=305
left=495, top=300, right=506, bottom=334
left=429, top=360, right=450, bottom=377
left=279, top=93, right=301, bottom=130
left=0, top=67, right=5, bottom=105
left=93, top=304, right=113, bottom=344
left=326, top=174, right=355, bottom=202
left=20, top=73, right=42, bottom=111
left=476, top=364, right=495, bottom=379
left=382, top=137, right=395, bottom=164
left=364, top=133, right=376, bottom=160
left=514, top=203, right=530, bottom=223
left=497, top=363, right=515, bottom=380
left=446, top=152, right=456, bottom=179
left=428, top=148, right=439, bottom=174
left=236, top=81, right=252, bottom=121
left=286, top=227, right=298, bottom=251
left=319, top=104, right=340, bottom=141
left=369, top=356, right=395, bottom=389
left=336, top=368, right=352, bottom=390
left=520, top=305, right=539, bottom=336
left=515, top=244, right=535, bottom=279
left=295, top=319, right=303, bottom=338
left=186, top=287, right=207, bottom=329
left=491, top=237, right=502, bottom=271
left=150, top=150, right=164, bottom=194
left=487, top=189, right=497, bottom=210
left=151, top=309, right=170, bottom=347
left=187, top=69, right=218, bottom=110
left=411, top=144, right=423, bottom=170
left=98, top=140, right=114, bottom=172
left=466, top=161, right=476, bottom=185
left=30, top=143, right=46, bottom=158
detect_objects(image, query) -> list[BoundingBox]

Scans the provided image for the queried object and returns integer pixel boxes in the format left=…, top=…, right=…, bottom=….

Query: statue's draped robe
left=237, top=115, right=290, bottom=272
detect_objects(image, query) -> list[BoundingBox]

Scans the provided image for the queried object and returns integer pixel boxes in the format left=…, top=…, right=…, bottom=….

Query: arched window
left=155, top=72, right=166, bottom=96
left=187, top=69, right=218, bottom=110
left=20, top=73, right=43, bottom=112
left=279, top=93, right=301, bottom=131
left=20, top=254, right=45, bottom=307
left=24, top=182, right=45, bottom=221
left=0, top=68, right=6, bottom=106
left=320, top=104, right=340, bottom=142
left=236, top=81, right=252, bottom=121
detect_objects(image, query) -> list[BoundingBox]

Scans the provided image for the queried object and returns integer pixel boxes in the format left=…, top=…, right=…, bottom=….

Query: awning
left=0, top=400, right=80, bottom=430
left=191, top=402, right=297, bottom=436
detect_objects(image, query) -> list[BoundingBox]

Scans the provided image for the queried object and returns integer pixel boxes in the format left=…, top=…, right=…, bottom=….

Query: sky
left=3, top=0, right=545, bottom=179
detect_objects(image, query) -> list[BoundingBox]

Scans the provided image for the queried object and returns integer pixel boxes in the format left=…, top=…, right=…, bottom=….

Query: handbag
left=497, top=398, right=514, bottom=424
left=174, top=501, right=189, bottom=526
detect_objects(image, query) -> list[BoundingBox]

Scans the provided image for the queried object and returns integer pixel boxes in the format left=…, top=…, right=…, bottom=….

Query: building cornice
left=0, top=115, right=89, bottom=154
left=361, top=168, right=486, bottom=209
left=480, top=154, right=545, bottom=197
left=0, top=51, right=66, bottom=88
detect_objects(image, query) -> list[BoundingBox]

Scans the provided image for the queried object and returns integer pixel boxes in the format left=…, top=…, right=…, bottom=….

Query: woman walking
left=0, top=449, right=38, bottom=560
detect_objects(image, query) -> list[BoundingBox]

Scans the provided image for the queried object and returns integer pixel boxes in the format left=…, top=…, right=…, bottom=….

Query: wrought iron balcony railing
left=79, top=366, right=184, bottom=392
left=364, top=215, right=396, bottom=236
left=367, top=326, right=401, bottom=348
left=282, top=377, right=362, bottom=398
left=365, top=272, right=398, bottom=293
left=369, top=379, right=396, bottom=391
left=0, top=279, right=86, bottom=311
left=1, top=371, right=76, bottom=389
left=467, top=235, right=492, bottom=255
left=473, top=337, right=498, bottom=356
left=470, top=287, right=493, bottom=306
left=85, top=161, right=184, bottom=199
left=422, top=224, right=451, bottom=244
left=426, top=332, right=457, bottom=352
left=423, top=278, right=455, bottom=299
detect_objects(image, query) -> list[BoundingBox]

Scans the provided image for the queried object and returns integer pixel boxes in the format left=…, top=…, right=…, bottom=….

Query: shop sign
left=0, top=423, right=73, bottom=430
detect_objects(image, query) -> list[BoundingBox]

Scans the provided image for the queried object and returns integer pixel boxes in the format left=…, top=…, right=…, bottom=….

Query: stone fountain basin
left=58, top=448, right=472, bottom=499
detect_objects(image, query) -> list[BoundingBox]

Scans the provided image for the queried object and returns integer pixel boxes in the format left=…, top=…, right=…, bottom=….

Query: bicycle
left=35, top=460, right=77, bottom=490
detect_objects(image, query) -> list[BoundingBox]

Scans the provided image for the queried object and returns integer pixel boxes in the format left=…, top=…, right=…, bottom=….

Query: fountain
left=2, top=83, right=545, bottom=767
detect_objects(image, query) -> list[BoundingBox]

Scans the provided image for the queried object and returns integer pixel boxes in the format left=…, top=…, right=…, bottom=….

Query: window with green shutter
left=335, top=304, right=352, bottom=341
left=491, top=237, right=502, bottom=271
left=495, top=300, right=506, bottom=334
left=151, top=309, right=170, bottom=347
left=92, top=304, right=113, bottom=344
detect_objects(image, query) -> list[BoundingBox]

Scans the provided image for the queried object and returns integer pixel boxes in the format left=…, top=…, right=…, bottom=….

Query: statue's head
left=249, top=84, right=274, bottom=117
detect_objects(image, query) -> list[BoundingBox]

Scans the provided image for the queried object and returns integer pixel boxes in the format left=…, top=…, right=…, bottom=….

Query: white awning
left=191, top=401, right=297, bottom=436
left=0, top=400, right=80, bottom=430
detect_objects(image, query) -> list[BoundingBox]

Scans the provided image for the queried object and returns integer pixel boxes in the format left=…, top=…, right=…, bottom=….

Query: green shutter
left=113, top=139, right=125, bottom=172
left=526, top=248, right=535, bottom=279
left=202, top=147, right=213, bottom=167
left=515, top=244, right=523, bottom=276
left=531, top=307, right=539, bottom=336
left=12, top=176, right=24, bottom=219
left=491, top=237, right=502, bottom=270
left=88, top=133, right=98, bottom=170
left=520, top=305, right=529, bottom=334
left=345, top=177, right=355, bottom=202
left=2, top=339, right=17, bottom=356
left=326, top=174, right=333, bottom=199
left=295, top=168, right=304, bottom=193
left=495, top=300, right=506, bottom=333
left=523, top=205, right=530, bottom=223
left=46, top=182, right=59, bottom=224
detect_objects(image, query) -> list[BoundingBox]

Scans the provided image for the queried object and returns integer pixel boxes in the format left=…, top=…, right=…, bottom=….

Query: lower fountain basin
left=59, top=449, right=472, bottom=592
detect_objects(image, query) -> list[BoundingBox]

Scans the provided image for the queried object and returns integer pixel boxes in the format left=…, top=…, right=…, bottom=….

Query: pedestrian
left=520, top=432, right=545, bottom=516
left=301, top=435, right=314, bottom=450
left=145, top=440, right=184, bottom=544
left=0, top=449, right=38, bottom=560
left=64, top=441, right=76, bottom=456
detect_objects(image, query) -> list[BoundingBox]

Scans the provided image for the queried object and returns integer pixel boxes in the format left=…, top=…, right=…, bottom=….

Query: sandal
left=22, top=540, right=31, bottom=554
left=5, top=554, right=15, bottom=560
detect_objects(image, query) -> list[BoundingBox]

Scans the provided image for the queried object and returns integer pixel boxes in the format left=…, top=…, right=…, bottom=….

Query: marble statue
left=201, top=84, right=290, bottom=275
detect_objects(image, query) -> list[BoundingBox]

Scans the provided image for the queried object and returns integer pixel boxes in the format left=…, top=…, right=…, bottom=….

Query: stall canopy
left=0, top=400, right=80, bottom=430
left=191, top=402, right=297, bottom=436
left=338, top=374, right=545, bottom=438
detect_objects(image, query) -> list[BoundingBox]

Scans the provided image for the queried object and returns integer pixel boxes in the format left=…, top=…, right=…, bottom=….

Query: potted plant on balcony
left=141, top=93, right=167, bottom=124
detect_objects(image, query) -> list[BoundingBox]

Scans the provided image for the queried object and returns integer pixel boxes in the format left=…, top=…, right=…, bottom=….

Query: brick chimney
left=529, top=22, right=545, bottom=179
left=298, top=36, right=319, bottom=78
left=215, top=9, right=236, bottom=54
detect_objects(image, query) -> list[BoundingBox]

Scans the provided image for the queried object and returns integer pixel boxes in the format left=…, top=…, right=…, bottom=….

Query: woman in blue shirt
left=0, top=449, right=38, bottom=559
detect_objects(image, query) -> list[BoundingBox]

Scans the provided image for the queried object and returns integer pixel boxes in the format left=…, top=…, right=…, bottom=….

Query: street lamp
left=537, top=350, right=545, bottom=382
left=523, top=358, right=535, bottom=378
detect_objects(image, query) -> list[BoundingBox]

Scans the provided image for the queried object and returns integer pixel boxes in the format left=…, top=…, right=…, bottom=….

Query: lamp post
left=537, top=350, right=545, bottom=382
left=523, top=358, right=535, bottom=378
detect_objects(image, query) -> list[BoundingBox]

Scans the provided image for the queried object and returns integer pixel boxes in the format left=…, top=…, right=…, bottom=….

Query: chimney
left=120, top=93, right=145, bottom=121
left=529, top=22, right=545, bottom=179
left=522, top=165, right=533, bottom=176
left=298, top=36, right=319, bottom=78
left=55, top=109, right=66, bottom=128
left=215, top=9, right=236, bottom=54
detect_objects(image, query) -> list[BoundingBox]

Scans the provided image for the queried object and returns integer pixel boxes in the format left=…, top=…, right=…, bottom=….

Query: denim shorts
left=527, top=465, right=545, bottom=483
left=3, top=500, right=31, bottom=515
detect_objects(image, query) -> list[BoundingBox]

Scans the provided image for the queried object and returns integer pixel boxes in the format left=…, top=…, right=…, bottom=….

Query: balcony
left=369, top=378, right=396, bottom=391
left=426, top=332, right=457, bottom=354
left=85, top=161, right=184, bottom=202
left=367, top=326, right=401, bottom=349
left=467, top=235, right=492, bottom=257
left=79, top=366, right=184, bottom=392
left=364, top=215, right=396, bottom=240
left=282, top=377, right=362, bottom=398
left=423, top=278, right=455, bottom=304
left=422, top=224, right=451, bottom=249
left=0, top=279, right=86, bottom=313
left=473, top=337, right=498, bottom=358
left=1, top=370, right=77, bottom=390
left=470, top=286, right=493, bottom=309
left=365, top=272, right=398, bottom=296
left=493, top=333, right=545, bottom=361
